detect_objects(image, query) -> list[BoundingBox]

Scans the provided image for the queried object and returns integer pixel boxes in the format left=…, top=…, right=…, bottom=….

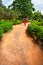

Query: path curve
left=0, top=23, right=43, bottom=65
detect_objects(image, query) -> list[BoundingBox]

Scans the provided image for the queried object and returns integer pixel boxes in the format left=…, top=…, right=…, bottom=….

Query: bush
left=0, top=26, right=3, bottom=39
left=27, top=23, right=43, bottom=42
left=0, top=19, right=5, bottom=24
left=38, top=26, right=43, bottom=41
left=0, top=21, right=13, bottom=39
left=0, top=22, right=13, bottom=32
left=0, top=7, right=15, bottom=20
left=0, top=33, right=2, bottom=39
left=12, top=19, right=22, bottom=25
left=38, top=22, right=43, bottom=26
left=37, top=31, right=43, bottom=41
left=31, top=20, right=43, bottom=26
left=31, top=20, right=39, bottom=24
left=12, top=19, right=17, bottom=25
left=15, top=20, right=22, bottom=24
left=33, top=11, right=41, bottom=22
left=27, top=23, right=41, bottom=37
left=28, top=20, right=39, bottom=25
left=28, top=20, right=32, bottom=22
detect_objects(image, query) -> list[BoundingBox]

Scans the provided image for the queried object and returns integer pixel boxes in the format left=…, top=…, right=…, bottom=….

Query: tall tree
left=9, top=0, right=35, bottom=19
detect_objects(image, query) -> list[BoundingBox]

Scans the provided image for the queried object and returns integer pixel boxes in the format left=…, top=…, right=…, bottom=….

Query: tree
left=33, top=11, right=41, bottom=21
left=9, top=0, right=35, bottom=19
left=0, top=7, right=15, bottom=20
left=0, top=0, right=2, bottom=6
left=0, top=0, right=6, bottom=9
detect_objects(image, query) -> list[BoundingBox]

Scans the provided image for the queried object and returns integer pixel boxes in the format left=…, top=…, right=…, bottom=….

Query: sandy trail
left=0, top=23, right=43, bottom=65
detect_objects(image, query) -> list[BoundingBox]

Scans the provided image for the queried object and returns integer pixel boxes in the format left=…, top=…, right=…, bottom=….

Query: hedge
left=0, top=22, right=13, bottom=32
left=27, top=23, right=43, bottom=42
left=0, top=22, right=13, bottom=39
left=0, top=26, right=3, bottom=39
left=12, top=19, right=22, bottom=25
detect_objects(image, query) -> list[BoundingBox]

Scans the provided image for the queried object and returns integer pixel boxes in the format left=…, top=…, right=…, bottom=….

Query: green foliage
left=40, top=19, right=43, bottom=22
left=27, top=23, right=43, bottom=41
left=0, top=20, right=13, bottom=39
left=0, top=7, right=15, bottom=20
left=27, top=23, right=41, bottom=37
left=28, top=20, right=43, bottom=26
left=0, top=22, right=13, bottom=32
left=0, top=26, right=3, bottom=39
left=0, top=19, right=6, bottom=24
left=15, top=20, right=22, bottom=24
left=12, top=19, right=17, bottom=24
left=38, top=22, right=43, bottom=26
left=0, top=0, right=3, bottom=7
left=31, top=20, right=39, bottom=24
left=28, top=20, right=32, bottom=22
left=9, top=0, right=35, bottom=19
left=37, top=31, right=43, bottom=41
left=33, top=11, right=41, bottom=21
left=12, top=19, right=22, bottom=25
left=28, top=20, right=39, bottom=24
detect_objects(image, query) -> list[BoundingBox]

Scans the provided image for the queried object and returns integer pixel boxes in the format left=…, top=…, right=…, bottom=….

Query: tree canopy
left=0, top=0, right=2, bottom=6
left=9, top=0, right=35, bottom=19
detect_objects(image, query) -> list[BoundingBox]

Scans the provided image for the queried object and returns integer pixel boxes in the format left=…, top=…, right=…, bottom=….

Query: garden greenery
left=27, top=21, right=43, bottom=45
left=0, top=20, right=13, bottom=39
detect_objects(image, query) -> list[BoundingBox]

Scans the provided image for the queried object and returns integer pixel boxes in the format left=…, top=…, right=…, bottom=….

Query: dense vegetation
left=27, top=20, right=43, bottom=45
left=8, top=0, right=35, bottom=19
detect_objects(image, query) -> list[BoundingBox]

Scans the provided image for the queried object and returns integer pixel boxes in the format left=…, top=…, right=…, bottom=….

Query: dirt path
left=0, top=23, right=43, bottom=65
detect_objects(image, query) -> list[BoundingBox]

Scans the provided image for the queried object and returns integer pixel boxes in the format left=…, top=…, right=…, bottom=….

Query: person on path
left=23, top=18, right=27, bottom=26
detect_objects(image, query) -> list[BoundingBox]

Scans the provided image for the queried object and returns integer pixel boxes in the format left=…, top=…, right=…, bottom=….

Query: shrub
left=0, top=7, right=15, bottom=20
left=31, top=20, right=43, bottom=26
left=0, top=22, right=13, bottom=32
left=37, top=31, right=43, bottom=41
left=28, top=20, right=39, bottom=25
left=15, top=20, right=22, bottom=24
left=27, top=23, right=41, bottom=37
left=12, top=19, right=22, bottom=25
left=27, top=23, right=43, bottom=43
left=0, top=33, right=2, bottom=39
left=28, top=20, right=32, bottom=22
left=33, top=11, right=41, bottom=22
left=0, top=26, right=3, bottom=39
left=38, top=26, right=43, bottom=41
left=31, top=20, right=39, bottom=24
left=12, top=19, right=17, bottom=25
left=0, top=19, right=5, bottom=24
left=38, top=22, right=43, bottom=26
